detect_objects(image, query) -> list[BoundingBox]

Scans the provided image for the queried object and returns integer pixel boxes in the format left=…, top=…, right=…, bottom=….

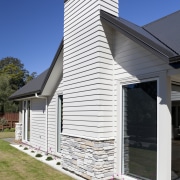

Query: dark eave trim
left=9, top=91, right=41, bottom=101
left=169, top=55, right=180, bottom=69
left=100, top=10, right=175, bottom=61
left=64, top=0, right=68, bottom=3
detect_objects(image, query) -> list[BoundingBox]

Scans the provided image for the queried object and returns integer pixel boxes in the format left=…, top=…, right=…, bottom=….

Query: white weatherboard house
left=10, top=0, right=180, bottom=180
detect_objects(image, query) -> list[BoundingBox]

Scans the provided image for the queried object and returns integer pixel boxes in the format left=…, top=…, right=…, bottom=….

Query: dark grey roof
left=9, top=39, right=63, bottom=100
left=9, top=69, right=49, bottom=100
left=143, top=10, right=180, bottom=55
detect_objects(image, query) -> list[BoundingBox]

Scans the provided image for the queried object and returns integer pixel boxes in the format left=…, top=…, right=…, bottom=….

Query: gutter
left=169, top=55, right=180, bottom=69
left=35, top=93, right=48, bottom=155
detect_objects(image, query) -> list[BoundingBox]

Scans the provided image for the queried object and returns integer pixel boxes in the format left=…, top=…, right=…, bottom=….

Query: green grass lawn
left=0, top=133, right=74, bottom=180
left=0, top=131, right=15, bottom=139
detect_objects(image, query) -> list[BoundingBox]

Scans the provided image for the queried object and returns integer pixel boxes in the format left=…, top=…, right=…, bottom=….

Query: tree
left=0, top=57, right=37, bottom=113
left=0, top=57, right=37, bottom=90
left=0, top=75, right=18, bottom=113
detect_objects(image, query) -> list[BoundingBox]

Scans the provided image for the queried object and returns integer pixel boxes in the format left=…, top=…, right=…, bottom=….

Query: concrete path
left=2, top=137, right=17, bottom=145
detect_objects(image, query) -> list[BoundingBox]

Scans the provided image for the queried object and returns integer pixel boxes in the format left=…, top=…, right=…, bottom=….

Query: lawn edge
left=11, top=144, right=85, bottom=180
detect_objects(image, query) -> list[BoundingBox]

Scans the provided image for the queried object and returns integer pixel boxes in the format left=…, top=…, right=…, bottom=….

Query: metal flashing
left=169, top=55, right=180, bottom=69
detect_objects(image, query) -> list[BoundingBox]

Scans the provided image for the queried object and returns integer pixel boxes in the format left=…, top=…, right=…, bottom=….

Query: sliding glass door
left=57, top=95, right=63, bottom=153
left=122, top=80, right=157, bottom=180
left=23, top=100, right=31, bottom=141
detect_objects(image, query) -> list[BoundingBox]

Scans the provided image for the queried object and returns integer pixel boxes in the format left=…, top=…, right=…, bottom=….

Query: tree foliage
left=0, top=57, right=37, bottom=90
left=0, top=57, right=37, bottom=113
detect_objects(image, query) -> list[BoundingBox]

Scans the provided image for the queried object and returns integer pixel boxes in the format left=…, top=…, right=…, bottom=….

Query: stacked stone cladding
left=61, top=135, right=115, bottom=180
left=15, top=123, right=22, bottom=141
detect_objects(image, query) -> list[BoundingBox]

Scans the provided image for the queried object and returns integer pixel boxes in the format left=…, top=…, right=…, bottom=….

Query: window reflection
left=122, top=81, right=157, bottom=180
left=172, top=103, right=180, bottom=179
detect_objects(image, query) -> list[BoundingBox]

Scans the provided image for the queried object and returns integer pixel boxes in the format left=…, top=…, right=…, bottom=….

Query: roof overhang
left=100, top=10, right=180, bottom=69
left=9, top=91, right=41, bottom=101
left=9, top=39, right=64, bottom=101
left=169, top=55, right=180, bottom=69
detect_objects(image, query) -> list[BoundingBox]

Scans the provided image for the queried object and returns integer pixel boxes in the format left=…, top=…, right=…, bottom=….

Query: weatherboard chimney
left=62, top=1, right=118, bottom=178
left=63, top=0, right=119, bottom=131
left=63, top=0, right=118, bottom=66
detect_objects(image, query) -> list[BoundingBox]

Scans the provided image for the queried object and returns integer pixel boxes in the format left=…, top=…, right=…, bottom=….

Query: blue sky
left=0, top=0, right=179, bottom=75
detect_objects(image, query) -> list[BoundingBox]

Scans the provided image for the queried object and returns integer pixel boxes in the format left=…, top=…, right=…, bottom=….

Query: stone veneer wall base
left=15, top=123, right=22, bottom=141
left=61, top=135, right=115, bottom=180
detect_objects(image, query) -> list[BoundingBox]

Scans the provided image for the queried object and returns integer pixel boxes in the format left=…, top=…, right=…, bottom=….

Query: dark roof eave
left=9, top=91, right=41, bottom=101
left=169, top=55, right=180, bottom=69
left=100, top=10, right=175, bottom=61
left=64, top=0, right=68, bottom=3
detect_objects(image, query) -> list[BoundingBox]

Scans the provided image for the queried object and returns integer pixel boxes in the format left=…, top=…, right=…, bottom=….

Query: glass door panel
left=27, top=100, right=30, bottom=141
left=23, top=100, right=31, bottom=141
left=57, top=95, right=63, bottom=153
left=122, top=81, right=157, bottom=180
left=23, top=101, right=26, bottom=140
left=172, top=104, right=180, bottom=179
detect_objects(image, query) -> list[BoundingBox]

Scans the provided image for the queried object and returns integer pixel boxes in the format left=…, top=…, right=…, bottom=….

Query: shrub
left=56, top=162, right=61, bottom=165
left=0, top=118, right=8, bottom=125
left=46, top=156, right=53, bottom=161
left=10, top=128, right=15, bottom=132
left=4, top=128, right=10, bottom=132
left=35, top=153, right=43, bottom=158
left=24, top=147, right=28, bottom=150
left=31, top=150, right=35, bottom=153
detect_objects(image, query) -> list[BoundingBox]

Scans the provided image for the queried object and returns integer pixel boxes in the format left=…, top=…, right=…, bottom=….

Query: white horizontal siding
left=100, top=0, right=119, bottom=16
left=65, top=0, right=98, bottom=22
left=30, top=98, right=46, bottom=151
left=62, top=130, right=114, bottom=139
left=47, top=79, right=63, bottom=155
left=64, top=51, right=113, bottom=67
left=63, top=0, right=118, bottom=138
left=65, top=34, right=110, bottom=54
left=63, top=94, right=113, bottom=102
left=64, top=115, right=113, bottom=121
left=114, top=31, right=170, bottom=79
left=64, top=61, right=112, bottom=75
left=65, top=10, right=99, bottom=39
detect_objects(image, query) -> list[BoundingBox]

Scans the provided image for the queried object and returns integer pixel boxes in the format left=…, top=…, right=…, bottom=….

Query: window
left=27, top=100, right=31, bottom=141
left=23, top=101, right=26, bottom=140
left=23, top=100, right=31, bottom=141
left=57, top=95, right=63, bottom=153
left=172, top=103, right=180, bottom=178
left=122, top=80, right=157, bottom=180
